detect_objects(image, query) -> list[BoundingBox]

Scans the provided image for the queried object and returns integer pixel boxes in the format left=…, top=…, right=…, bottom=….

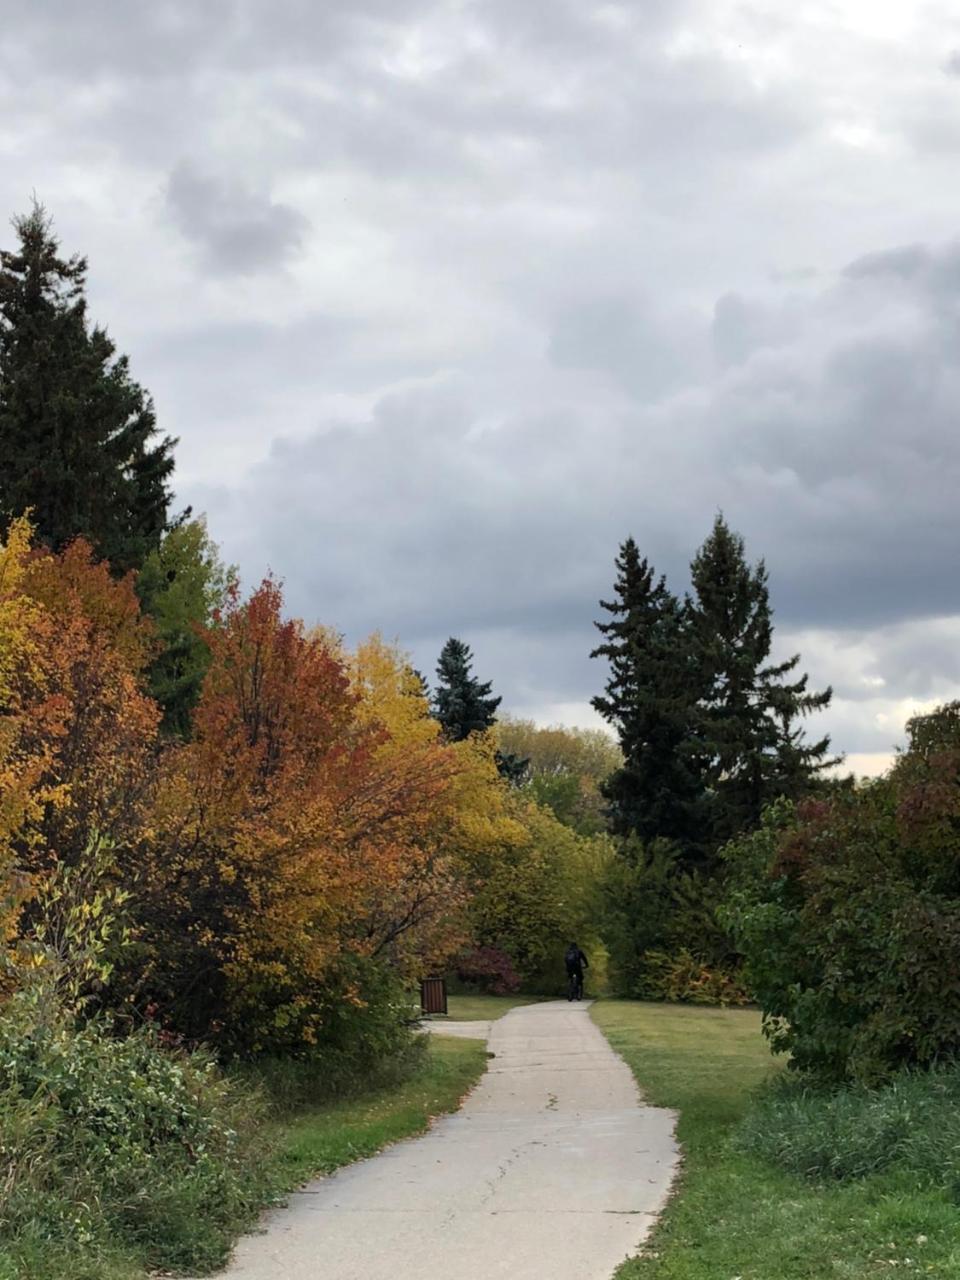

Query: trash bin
left=420, top=976, right=447, bottom=1015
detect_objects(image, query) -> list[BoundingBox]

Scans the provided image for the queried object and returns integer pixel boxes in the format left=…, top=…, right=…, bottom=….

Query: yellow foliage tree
left=467, top=793, right=612, bottom=992
left=347, top=635, right=515, bottom=971
left=496, top=716, right=621, bottom=835
left=0, top=517, right=49, bottom=958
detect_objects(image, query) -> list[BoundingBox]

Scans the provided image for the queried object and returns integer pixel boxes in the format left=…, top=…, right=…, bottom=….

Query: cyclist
left=564, top=941, right=589, bottom=1001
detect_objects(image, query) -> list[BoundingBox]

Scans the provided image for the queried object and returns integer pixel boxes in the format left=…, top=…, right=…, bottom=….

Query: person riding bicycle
left=564, top=941, right=589, bottom=1001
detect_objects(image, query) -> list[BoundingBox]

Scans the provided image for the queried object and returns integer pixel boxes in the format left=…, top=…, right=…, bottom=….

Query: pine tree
left=0, top=203, right=177, bottom=572
left=433, top=637, right=501, bottom=740
left=689, top=514, right=833, bottom=845
left=432, top=637, right=499, bottom=742
left=432, top=637, right=527, bottom=780
left=591, top=537, right=704, bottom=847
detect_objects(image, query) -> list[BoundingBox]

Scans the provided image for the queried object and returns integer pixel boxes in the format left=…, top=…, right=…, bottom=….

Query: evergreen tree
left=136, top=518, right=235, bottom=737
left=433, top=637, right=526, bottom=780
left=689, top=514, right=833, bottom=846
left=496, top=748, right=530, bottom=786
left=591, top=537, right=704, bottom=847
left=434, top=637, right=501, bottom=740
left=0, top=203, right=176, bottom=571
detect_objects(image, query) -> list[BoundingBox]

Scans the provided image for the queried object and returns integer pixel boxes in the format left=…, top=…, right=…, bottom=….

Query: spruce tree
left=0, top=203, right=176, bottom=571
left=434, top=638, right=501, bottom=740
left=591, top=537, right=704, bottom=847
left=433, top=637, right=526, bottom=780
left=689, top=514, right=833, bottom=845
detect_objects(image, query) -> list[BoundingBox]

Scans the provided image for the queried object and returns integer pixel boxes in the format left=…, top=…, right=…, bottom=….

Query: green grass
left=591, top=1001, right=960, bottom=1279
left=441, top=994, right=543, bottom=1021
left=265, top=1035, right=488, bottom=1192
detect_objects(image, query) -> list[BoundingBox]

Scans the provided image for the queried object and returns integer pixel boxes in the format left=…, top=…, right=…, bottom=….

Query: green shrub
left=738, top=1066, right=960, bottom=1196
left=639, top=948, right=751, bottom=1006
left=723, top=707, right=960, bottom=1081
left=233, top=954, right=425, bottom=1113
left=602, top=837, right=739, bottom=1002
left=0, top=999, right=268, bottom=1275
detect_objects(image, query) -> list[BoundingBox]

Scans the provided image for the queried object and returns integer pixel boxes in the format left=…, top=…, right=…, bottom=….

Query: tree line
left=0, top=204, right=608, bottom=1062
left=588, top=485, right=960, bottom=1084
left=4, top=199, right=953, bottom=1095
left=588, top=520, right=835, bottom=998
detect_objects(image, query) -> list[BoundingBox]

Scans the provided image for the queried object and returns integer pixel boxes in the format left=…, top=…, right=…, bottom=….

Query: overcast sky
left=4, top=0, right=960, bottom=773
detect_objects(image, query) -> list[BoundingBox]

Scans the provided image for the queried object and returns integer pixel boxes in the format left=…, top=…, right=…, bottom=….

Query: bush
left=738, top=1066, right=960, bottom=1196
left=235, top=955, right=426, bottom=1110
left=602, top=837, right=738, bottom=1002
left=0, top=1000, right=267, bottom=1275
left=452, top=946, right=521, bottom=996
left=723, top=709, right=960, bottom=1081
left=639, top=948, right=751, bottom=1007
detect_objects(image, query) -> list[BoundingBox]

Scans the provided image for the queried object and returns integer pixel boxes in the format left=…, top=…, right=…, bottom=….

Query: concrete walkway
left=212, top=1000, right=678, bottom=1280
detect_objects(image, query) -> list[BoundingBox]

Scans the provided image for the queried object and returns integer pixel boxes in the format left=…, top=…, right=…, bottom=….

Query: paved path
left=212, top=1000, right=678, bottom=1280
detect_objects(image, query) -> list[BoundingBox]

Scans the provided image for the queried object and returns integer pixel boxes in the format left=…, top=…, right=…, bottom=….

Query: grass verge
left=591, top=1001, right=960, bottom=1279
left=264, top=1035, right=488, bottom=1193
left=442, top=994, right=543, bottom=1021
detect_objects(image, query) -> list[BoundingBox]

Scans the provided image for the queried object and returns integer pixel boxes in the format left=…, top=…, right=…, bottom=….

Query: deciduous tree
left=21, top=537, right=159, bottom=871
left=136, top=518, right=235, bottom=736
left=496, top=717, right=621, bottom=835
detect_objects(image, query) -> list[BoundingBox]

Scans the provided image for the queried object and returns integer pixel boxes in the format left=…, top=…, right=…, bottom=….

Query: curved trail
left=214, top=1000, right=678, bottom=1279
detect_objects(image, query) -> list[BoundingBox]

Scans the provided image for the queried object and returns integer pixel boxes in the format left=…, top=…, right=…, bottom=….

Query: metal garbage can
left=420, top=976, right=447, bottom=1016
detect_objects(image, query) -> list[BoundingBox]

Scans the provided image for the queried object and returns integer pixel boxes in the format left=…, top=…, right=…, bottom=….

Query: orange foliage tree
left=0, top=517, right=50, bottom=959
left=346, top=635, right=477, bottom=969
left=19, top=537, right=160, bottom=871
left=129, top=585, right=482, bottom=1053
left=127, top=579, right=362, bottom=1049
left=0, top=523, right=160, bottom=992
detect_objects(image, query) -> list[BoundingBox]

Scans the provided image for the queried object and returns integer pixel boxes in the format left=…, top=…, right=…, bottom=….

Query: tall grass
left=737, top=1065, right=960, bottom=1192
left=234, top=1031, right=427, bottom=1117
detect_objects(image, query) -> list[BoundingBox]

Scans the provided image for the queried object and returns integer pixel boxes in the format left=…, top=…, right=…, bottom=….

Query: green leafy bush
left=237, top=955, right=425, bottom=1111
left=723, top=704, right=960, bottom=1081
left=0, top=1000, right=267, bottom=1275
left=602, top=837, right=739, bottom=1002
left=738, top=1066, right=960, bottom=1195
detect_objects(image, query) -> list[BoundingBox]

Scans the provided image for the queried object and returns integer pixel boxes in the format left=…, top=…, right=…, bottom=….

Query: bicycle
left=566, top=970, right=584, bottom=1001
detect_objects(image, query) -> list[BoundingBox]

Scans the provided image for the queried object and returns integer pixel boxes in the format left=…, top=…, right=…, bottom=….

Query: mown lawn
left=592, top=1001, right=960, bottom=1279
left=442, top=993, right=544, bottom=1021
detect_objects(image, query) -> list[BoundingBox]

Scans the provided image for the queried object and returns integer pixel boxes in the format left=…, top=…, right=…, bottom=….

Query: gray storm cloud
left=165, top=164, right=309, bottom=275
left=1, top=0, right=959, bottom=767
